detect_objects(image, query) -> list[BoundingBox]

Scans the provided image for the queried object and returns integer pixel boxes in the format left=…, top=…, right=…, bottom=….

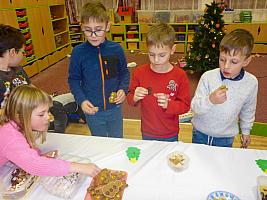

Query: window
left=229, top=0, right=267, bottom=9
left=141, top=0, right=198, bottom=10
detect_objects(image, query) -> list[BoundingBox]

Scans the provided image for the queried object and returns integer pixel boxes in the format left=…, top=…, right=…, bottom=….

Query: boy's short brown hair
left=146, top=23, right=175, bottom=48
left=0, top=24, right=25, bottom=57
left=220, top=29, right=254, bottom=58
left=81, top=1, right=109, bottom=24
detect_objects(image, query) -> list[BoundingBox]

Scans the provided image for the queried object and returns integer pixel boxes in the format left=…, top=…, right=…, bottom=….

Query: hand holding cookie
left=154, top=93, right=170, bottom=109
left=209, top=85, right=228, bottom=104
left=133, top=87, right=148, bottom=103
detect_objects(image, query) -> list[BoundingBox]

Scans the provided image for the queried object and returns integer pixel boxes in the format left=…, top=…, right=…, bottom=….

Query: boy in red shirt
left=127, top=23, right=190, bottom=142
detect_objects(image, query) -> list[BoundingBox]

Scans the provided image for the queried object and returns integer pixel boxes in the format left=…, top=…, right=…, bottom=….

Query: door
left=0, top=9, right=18, bottom=28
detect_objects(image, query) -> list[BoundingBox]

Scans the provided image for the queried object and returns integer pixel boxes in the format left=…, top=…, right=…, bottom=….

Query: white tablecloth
left=26, top=133, right=267, bottom=200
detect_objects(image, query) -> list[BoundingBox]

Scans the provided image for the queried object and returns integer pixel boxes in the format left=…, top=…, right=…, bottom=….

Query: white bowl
left=257, top=176, right=267, bottom=200
left=167, top=151, right=189, bottom=171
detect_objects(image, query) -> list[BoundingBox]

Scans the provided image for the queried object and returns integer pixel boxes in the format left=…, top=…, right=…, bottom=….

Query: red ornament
left=216, top=23, right=220, bottom=28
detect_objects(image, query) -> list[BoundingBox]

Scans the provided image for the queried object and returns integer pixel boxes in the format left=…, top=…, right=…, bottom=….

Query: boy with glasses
left=0, top=24, right=29, bottom=108
left=0, top=24, right=81, bottom=134
left=68, top=2, right=130, bottom=137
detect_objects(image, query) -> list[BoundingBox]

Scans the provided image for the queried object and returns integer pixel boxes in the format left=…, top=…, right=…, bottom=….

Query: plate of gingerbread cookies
left=85, top=168, right=128, bottom=200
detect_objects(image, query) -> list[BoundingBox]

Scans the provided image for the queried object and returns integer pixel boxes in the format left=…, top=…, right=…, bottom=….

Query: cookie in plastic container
left=40, top=154, right=89, bottom=199
left=0, top=162, right=38, bottom=199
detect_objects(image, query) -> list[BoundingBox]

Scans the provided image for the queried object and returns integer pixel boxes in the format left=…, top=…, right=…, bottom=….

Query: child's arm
left=69, top=162, right=101, bottom=177
left=81, top=100, right=98, bottom=115
left=117, top=47, right=130, bottom=95
left=191, top=73, right=215, bottom=115
left=239, top=78, right=258, bottom=144
left=241, top=134, right=251, bottom=148
left=127, top=69, right=148, bottom=106
left=68, top=49, right=87, bottom=105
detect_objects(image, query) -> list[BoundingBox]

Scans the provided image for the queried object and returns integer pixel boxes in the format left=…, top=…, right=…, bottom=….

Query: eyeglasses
left=82, top=29, right=106, bottom=37
left=16, top=48, right=26, bottom=55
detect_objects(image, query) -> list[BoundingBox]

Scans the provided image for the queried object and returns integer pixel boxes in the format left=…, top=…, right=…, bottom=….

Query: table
left=27, top=133, right=267, bottom=200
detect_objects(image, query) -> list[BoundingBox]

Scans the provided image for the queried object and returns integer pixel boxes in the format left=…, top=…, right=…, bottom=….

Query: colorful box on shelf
left=17, top=16, right=27, bottom=22
left=16, top=9, right=26, bottom=16
left=118, top=6, right=134, bottom=16
left=114, top=36, right=123, bottom=42
left=127, top=42, right=138, bottom=50
left=137, top=11, right=154, bottom=23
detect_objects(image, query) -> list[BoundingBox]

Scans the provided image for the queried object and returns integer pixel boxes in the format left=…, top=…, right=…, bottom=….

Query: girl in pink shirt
left=0, top=85, right=101, bottom=177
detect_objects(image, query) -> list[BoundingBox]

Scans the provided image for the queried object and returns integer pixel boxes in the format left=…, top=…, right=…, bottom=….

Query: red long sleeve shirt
left=127, top=64, right=190, bottom=138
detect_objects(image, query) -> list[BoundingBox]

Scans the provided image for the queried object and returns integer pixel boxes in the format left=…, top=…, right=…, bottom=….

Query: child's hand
left=70, top=162, right=101, bottom=177
left=81, top=100, right=97, bottom=115
left=114, top=89, right=126, bottom=104
left=42, top=150, right=58, bottom=158
left=154, top=93, right=170, bottom=109
left=241, top=134, right=251, bottom=148
left=133, top=87, right=148, bottom=103
left=209, top=87, right=227, bottom=104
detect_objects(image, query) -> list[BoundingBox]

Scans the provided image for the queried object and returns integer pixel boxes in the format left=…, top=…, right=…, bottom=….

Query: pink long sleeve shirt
left=0, top=122, right=71, bottom=176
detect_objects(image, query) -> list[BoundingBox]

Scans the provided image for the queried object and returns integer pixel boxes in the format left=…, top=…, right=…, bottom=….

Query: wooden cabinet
left=49, top=0, right=65, bottom=4
left=0, top=1, right=70, bottom=76
left=224, top=23, right=267, bottom=53
left=0, top=10, right=18, bottom=28
left=27, top=6, right=55, bottom=58
left=27, top=0, right=47, bottom=6
left=0, top=0, right=26, bottom=9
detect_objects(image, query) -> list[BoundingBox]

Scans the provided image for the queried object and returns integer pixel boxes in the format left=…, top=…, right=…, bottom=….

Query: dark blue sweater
left=68, top=40, right=130, bottom=111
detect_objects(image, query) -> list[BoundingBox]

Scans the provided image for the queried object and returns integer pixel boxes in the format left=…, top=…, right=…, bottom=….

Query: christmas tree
left=185, top=1, right=225, bottom=73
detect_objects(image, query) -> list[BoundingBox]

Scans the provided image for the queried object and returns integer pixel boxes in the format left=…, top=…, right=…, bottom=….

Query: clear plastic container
left=167, top=151, right=189, bottom=171
left=40, top=154, right=90, bottom=199
left=0, top=162, right=38, bottom=199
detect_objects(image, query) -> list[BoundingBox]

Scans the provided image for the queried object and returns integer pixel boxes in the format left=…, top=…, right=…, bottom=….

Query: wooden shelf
left=109, top=23, right=199, bottom=52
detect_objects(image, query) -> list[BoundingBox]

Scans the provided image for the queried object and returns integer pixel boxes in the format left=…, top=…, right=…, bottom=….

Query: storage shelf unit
left=50, top=5, right=70, bottom=50
left=69, top=24, right=84, bottom=46
left=109, top=23, right=198, bottom=53
left=0, top=1, right=72, bottom=77
left=109, top=22, right=267, bottom=54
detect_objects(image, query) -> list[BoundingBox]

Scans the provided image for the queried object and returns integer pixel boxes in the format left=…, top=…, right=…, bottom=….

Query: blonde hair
left=81, top=1, right=109, bottom=24
left=220, top=29, right=254, bottom=58
left=0, top=85, right=52, bottom=148
left=146, top=23, right=175, bottom=49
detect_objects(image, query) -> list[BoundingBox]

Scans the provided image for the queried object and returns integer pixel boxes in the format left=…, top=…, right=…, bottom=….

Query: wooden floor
left=65, top=119, right=267, bottom=150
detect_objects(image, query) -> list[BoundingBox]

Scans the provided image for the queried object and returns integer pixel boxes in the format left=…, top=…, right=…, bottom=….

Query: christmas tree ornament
left=216, top=23, right=220, bottom=28
left=211, top=20, right=214, bottom=25
left=205, top=54, right=209, bottom=58
left=212, top=43, right=216, bottom=48
left=210, top=28, right=215, bottom=33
